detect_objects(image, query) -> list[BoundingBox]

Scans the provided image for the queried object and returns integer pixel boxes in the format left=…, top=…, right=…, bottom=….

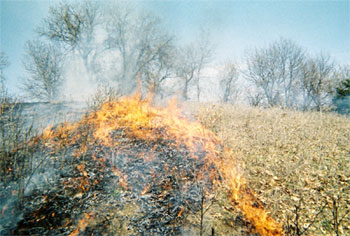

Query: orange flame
left=119, top=175, right=128, bottom=190
left=89, top=94, right=283, bottom=235
left=43, top=93, right=283, bottom=235
left=69, top=212, right=94, bottom=236
left=177, top=207, right=184, bottom=217
left=77, top=164, right=88, bottom=177
left=219, top=156, right=282, bottom=235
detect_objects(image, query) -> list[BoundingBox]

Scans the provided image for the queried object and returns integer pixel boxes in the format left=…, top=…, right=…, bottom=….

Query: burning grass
left=196, top=104, right=350, bottom=235
left=1, top=94, right=284, bottom=235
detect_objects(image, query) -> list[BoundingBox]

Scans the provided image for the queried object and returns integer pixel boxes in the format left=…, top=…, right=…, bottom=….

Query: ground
left=195, top=103, right=350, bottom=235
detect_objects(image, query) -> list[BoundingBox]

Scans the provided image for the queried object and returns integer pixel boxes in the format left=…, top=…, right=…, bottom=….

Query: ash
left=3, top=119, right=218, bottom=235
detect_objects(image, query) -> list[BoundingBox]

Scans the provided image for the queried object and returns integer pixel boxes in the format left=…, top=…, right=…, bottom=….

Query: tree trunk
left=182, top=79, right=189, bottom=101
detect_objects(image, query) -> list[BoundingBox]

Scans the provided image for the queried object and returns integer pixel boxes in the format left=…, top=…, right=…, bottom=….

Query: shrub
left=333, top=78, right=350, bottom=114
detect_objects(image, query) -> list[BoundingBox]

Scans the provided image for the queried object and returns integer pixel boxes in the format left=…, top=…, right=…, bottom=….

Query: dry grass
left=194, top=104, right=350, bottom=235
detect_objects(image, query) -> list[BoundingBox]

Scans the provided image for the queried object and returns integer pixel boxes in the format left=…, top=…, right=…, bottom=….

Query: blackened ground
left=5, top=120, right=219, bottom=235
left=1, top=102, right=259, bottom=236
left=10, top=143, right=112, bottom=235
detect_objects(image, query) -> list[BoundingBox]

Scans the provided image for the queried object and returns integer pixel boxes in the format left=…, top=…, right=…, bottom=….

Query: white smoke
left=61, top=56, right=98, bottom=101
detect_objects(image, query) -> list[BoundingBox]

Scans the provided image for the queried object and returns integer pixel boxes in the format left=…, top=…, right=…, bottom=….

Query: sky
left=1, top=0, right=349, bottom=95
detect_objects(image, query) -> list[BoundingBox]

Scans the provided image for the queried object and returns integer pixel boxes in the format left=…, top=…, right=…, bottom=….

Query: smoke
left=0, top=101, right=88, bottom=234
left=0, top=156, right=56, bottom=234
left=0, top=182, right=23, bottom=234
left=23, top=158, right=59, bottom=196
left=60, top=56, right=99, bottom=101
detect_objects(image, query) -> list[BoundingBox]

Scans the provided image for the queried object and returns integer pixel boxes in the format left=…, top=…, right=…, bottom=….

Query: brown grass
left=194, top=104, right=350, bottom=235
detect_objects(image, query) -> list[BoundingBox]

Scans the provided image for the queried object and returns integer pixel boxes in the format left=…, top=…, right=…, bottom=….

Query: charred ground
left=1, top=96, right=283, bottom=236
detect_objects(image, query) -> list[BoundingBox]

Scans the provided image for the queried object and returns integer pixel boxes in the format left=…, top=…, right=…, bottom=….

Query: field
left=1, top=96, right=349, bottom=235
left=194, top=104, right=350, bottom=235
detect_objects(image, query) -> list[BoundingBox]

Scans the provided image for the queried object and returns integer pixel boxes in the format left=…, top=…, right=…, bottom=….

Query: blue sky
left=1, top=0, right=349, bottom=95
left=142, top=1, right=349, bottom=61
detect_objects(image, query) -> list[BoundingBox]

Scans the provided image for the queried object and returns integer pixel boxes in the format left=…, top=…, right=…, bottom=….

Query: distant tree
left=22, top=40, right=63, bottom=101
left=336, top=78, right=350, bottom=97
left=0, top=51, right=10, bottom=91
left=245, top=38, right=305, bottom=107
left=274, top=39, right=305, bottom=107
left=105, top=4, right=174, bottom=95
left=38, top=1, right=101, bottom=81
left=141, top=43, right=175, bottom=98
left=300, top=54, right=335, bottom=111
left=334, top=65, right=350, bottom=97
left=247, top=92, right=264, bottom=107
left=245, top=45, right=281, bottom=107
left=219, top=62, right=240, bottom=103
left=176, top=46, right=198, bottom=101
left=176, top=32, right=213, bottom=101
left=194, top=30, right=213, bottom=101
left=332, top=65, right=350, bottom=114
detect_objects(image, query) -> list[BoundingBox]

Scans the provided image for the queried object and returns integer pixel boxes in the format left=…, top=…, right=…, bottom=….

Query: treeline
left=17, top=1, right=213, bottom=103
left=0, top=1, right=349, bottom=113
left=243, top=39, right=350, bottom=113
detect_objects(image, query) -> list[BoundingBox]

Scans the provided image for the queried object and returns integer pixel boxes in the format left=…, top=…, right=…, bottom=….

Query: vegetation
left=244, top=39, right=339, bottom=110
left=32, top=1, right=177, bottom=98
left=86, top=85, right=121, bottom=111
left=1, top=84, right=349, bottom=235
left=1, top=0, right=349, bottom=234
left=7, top=1, right=346, bottom=114
left=219, top=61, right=240, bottom=103
left=245, top=38, right=305, bottom=108
left=335, top=78, right=350, bottom=98
left=22, top=40, right=63, bottom=101
left=195, top=103, right=350, bottom=235
left=333, top=66, right=350, bottom=114
left=0, top=51, right=10, bottom=91
left=0, top=91, right=36, bottom=206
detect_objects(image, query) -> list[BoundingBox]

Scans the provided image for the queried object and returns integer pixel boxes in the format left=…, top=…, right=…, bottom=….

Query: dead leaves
left=196, top=104, right=350, bottom=234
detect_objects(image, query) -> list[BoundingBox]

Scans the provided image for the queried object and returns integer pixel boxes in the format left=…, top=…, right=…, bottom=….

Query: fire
left=39, top=92, right=283, bottom=235
left=177, top=207, right=184, bottom=217
left=86, top=93, right=282, bottom=235
left=77, top=164, right=88, bottom=177
left=69, top=212, right=94, bottom=236
left=119, top=174, right=128, bottom=190
left=219, top=156, right=282, bottom=235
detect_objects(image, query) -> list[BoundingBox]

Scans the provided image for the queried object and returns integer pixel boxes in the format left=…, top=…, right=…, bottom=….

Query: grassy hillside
left=195, top=104, right=350, bottom=235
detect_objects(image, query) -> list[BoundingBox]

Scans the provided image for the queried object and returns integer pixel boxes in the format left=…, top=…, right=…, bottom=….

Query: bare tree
left=176, top=45, right=198, bottom=101
left=176, top=33, right=213, bottom=101
left=22, top=40, right=63, bottom=101
left=246, top=45, right=282, bottom=106
left=34, top=1, right=176, bottom=97
left=38, top=1, right=101, bottom=82
left=336, top=64, right=350, bottom=81
left=194, top=30, right=213, bottom=101
left=245, top=38, right=305, bottom=107
left=0, top=51, right=10, bottom=91
left=247, top=91, right=264, bottom=107
left=219, top=62, right=240, bottom=103
left=300, top=54, right=335, bottom=111
left=274, top=39, right=305, bottom=107
left=105, top=4, right=174, bottom=95
left=141, top=43, right=175, bottom=98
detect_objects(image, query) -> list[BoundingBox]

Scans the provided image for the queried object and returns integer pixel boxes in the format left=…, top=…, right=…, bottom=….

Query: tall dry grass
left=195, top=104, right=350, bottom=235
